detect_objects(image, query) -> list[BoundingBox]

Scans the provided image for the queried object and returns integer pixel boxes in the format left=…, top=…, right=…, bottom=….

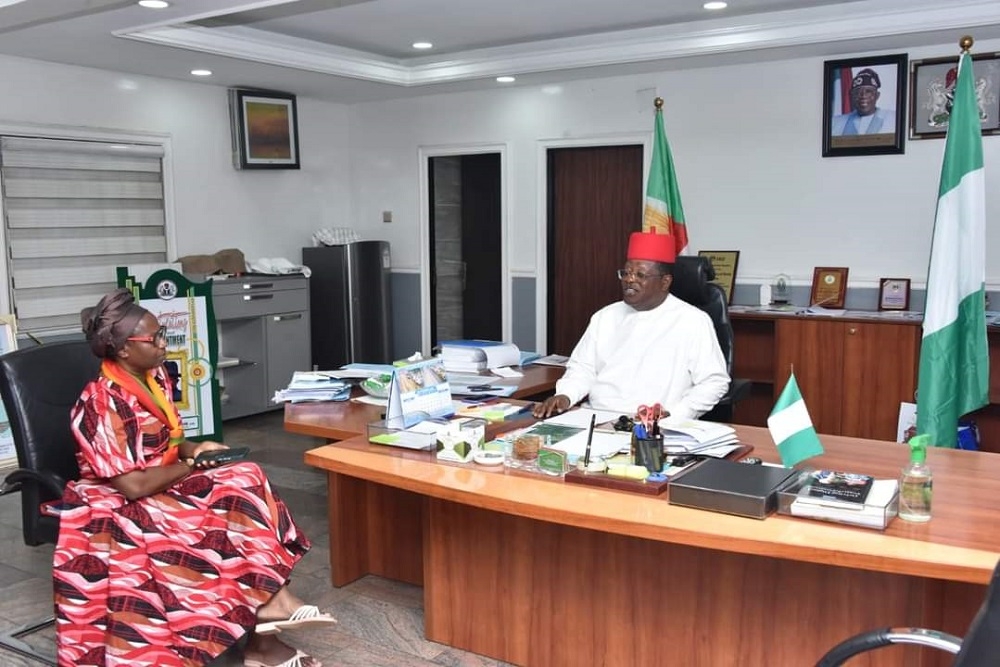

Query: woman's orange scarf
left=101, top=360, right=184, bottom=465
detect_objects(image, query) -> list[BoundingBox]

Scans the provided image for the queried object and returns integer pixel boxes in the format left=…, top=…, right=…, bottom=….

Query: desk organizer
left=777, top=470, right=898, bottom=530
left=367, top=419, right=437, bottom=450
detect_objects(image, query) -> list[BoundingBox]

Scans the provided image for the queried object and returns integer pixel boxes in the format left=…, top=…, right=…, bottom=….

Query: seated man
left=534, top=230, right=730, bottom=419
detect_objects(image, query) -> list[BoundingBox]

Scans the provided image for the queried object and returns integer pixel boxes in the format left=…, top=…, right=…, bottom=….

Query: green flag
left=916, top=51, right=989, bottom=448
left=768, top=372, right=824, bottom=467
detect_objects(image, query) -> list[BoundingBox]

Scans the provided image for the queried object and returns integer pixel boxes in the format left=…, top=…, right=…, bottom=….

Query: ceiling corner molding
left=115, top=0, right=1000, bottom=87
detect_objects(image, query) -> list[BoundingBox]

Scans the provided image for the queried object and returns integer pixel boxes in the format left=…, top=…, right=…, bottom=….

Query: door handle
left=273, top=313, right=303, bottom=322
left=243, top=283, right=274, bottom=290
left=243, top=294, right=274, bottom=301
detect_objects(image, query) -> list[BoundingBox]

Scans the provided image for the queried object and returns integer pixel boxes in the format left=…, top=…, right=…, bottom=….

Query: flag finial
left=959, top=35, right=974, bottom=53
left=653, top=96, right=664, bottom=111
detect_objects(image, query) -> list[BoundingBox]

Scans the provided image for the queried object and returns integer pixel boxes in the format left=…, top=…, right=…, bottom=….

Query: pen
left=583, top=413, right=596, bottom=467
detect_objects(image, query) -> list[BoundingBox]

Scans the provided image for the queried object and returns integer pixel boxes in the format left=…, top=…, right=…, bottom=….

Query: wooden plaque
left=810, top=267, right=849, bottom=309
left=698, top=250, right=740, bottom=305
left=878, top=278, right=911, bottom=311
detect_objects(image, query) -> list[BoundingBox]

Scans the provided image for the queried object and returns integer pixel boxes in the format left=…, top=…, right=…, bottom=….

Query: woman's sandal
left=244, top=648, right=322, bottom=667
left=255, top=605, right=337, bottom=635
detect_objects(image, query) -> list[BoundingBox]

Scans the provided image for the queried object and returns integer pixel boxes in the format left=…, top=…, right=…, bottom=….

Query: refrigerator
left=302, top=241, right=393, bottom=369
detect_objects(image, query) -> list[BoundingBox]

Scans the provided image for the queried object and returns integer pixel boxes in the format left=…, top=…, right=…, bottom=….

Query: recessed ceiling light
left=703, top=1, right=727, bottom=9
left=496, top=76, right=516, bottom=83
left=190, top=69, right=212, bottom=77
left=412, top=42, right=433, bottom=50
left=138, top=0, right=170, bottom=8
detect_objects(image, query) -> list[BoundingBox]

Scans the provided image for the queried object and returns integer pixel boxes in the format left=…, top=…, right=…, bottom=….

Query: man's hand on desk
left=533, top=394, right=571, bottom=418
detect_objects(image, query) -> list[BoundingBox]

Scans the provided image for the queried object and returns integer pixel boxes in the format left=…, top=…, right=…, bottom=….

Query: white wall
left=348, top=37, right=1000, bottom=289
left=0, top=54, right=351, bottom=264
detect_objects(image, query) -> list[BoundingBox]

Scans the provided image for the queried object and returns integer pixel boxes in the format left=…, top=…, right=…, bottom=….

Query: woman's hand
left=183, top=441, right=229, bottom=469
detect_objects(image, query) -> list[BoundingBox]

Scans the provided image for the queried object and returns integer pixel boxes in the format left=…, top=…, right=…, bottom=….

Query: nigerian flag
left=917, top=50, right=989, bottom=448
left=768, top=372, right=824, bottom=467
left=642, top=102, right=688, bottom=253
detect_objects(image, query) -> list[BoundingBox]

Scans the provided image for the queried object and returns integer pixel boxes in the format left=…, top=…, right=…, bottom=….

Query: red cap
left=627, top=230, right=676, bottom=263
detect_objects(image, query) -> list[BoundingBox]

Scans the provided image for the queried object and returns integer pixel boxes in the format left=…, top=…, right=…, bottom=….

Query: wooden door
left=547, top=145, right=643, bottom=355
left=774, top=319, right=846, bottom=436
left=841, top=322, right=920, bottom=440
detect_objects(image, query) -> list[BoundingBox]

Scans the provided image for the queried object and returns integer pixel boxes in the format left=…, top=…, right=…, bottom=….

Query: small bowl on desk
left=360, top=374, right=392, bottom=399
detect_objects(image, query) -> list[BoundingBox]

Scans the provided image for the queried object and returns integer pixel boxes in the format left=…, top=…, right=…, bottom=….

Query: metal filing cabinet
left=212, top=275, right=310, bottom=420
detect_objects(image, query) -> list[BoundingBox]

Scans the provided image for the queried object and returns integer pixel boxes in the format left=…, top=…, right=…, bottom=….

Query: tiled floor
left=0, top=411, right=511, bottom=667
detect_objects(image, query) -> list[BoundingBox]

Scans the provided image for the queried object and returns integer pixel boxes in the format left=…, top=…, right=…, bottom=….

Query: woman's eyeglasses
left=616, top=268, right=664, bottom=282
left=127, top=325, right=168, bottom=345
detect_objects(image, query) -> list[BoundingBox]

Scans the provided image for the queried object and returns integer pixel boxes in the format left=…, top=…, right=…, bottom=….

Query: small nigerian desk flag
left=767, top=372, right=824, bottom=467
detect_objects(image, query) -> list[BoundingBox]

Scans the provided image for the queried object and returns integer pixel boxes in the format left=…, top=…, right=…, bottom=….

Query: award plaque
left=879, top=278, right=911, bottom=311
left=697, top=250, right=740, bottom=305
left=810, top=267, right=849, bottom=308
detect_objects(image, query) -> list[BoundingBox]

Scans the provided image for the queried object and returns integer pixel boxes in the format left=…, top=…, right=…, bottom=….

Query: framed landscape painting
left=229, top=89, right=300, bottom=170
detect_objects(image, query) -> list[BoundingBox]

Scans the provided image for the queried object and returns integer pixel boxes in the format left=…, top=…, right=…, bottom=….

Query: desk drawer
left=214, top=287, right=307, bottom=320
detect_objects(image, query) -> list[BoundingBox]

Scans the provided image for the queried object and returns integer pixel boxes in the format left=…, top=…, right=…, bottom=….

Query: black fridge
left=302, top=241, right=393, bottom=369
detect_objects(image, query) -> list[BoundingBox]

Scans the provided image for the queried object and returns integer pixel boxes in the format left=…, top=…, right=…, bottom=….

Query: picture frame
left=822, top=53, right=907, bottom=157
left=228, top=88, right=300, bottom=170
left=909, top=52, right=1000, bottom=140
left=810, top=267, right=849, bottom=309
left=697, top=250, right=740, bottom=305
left=878, top=278, right=911, bottom=311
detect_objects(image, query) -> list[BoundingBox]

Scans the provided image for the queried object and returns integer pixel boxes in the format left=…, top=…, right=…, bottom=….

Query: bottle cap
left=909, top=433, right=930, bottom=464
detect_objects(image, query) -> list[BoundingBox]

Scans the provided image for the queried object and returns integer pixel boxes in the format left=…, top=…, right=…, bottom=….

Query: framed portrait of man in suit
left=822, top=53, right=908, bottom=157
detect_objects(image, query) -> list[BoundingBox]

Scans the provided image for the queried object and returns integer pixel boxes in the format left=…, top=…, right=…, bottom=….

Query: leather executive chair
left=0, top=341, right=100, bottom=665
left=669, top=255, right=750, bottom=422
left=816, top=557, right=1000, bottom=666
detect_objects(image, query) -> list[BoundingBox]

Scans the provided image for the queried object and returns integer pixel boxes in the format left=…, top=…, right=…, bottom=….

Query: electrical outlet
left=382, top=211, right=392, bottom=223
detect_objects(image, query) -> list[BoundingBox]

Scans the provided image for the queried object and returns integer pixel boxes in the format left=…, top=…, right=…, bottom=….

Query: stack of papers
left=440, top=340, right=520, bottom=372
left=660, top=419, right=739, bottom=454
left=272, top=371, right=351, bottom=403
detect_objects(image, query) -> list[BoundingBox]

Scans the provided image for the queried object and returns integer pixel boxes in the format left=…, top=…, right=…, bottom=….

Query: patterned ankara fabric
left=54, top=365, right=310, bottom=666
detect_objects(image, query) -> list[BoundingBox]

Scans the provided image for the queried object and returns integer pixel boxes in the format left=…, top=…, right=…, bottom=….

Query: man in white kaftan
left=534, top=230, right=729, bottom=420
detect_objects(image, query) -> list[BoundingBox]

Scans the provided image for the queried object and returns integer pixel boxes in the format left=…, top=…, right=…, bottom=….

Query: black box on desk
left=668, top=458, right=798, bottom=520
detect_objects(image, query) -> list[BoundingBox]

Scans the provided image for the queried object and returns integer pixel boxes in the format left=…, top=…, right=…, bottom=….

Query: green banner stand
left=117, top=267, right=223, bottom=442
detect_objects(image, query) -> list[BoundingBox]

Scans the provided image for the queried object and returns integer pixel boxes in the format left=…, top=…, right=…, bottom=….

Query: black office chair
left=0, top=341, right=99, bottom=665
left=670, top=256, right=750, bottom=422
left=816, top=558, right=1000, bottom=665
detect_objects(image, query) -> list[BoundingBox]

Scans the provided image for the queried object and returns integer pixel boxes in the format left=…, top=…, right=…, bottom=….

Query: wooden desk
left=284, top=363, right=563, bottom=441
left=302, top=424, right=998, bottom=666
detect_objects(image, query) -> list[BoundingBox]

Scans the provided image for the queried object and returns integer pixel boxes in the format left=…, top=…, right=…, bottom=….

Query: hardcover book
left=803, top=470, right=874, bottom=504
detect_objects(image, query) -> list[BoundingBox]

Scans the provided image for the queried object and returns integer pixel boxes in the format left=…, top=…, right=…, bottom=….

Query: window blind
left=0, top=136, right=167, bottom=333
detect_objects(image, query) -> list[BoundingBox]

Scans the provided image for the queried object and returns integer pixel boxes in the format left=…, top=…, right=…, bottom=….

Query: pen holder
left=634, top=435, right=665, bottom=473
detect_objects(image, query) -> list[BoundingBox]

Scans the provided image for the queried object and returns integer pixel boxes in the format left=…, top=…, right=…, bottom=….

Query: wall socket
left=382, top=210, right=392, bottom=223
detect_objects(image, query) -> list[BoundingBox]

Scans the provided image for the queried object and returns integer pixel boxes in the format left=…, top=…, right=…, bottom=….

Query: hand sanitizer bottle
left=899, top=434, right=932, bottom=522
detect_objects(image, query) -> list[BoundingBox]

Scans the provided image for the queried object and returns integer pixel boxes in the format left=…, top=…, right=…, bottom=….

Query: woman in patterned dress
left=53, top=289, right=335, bottom=667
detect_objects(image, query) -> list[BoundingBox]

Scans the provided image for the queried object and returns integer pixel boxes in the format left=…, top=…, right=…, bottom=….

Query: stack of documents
left=660, top=419, right=739, bottom=454
left=272, top=371, right=351, bottom=403
left=440, top=340, right=520, bottom=372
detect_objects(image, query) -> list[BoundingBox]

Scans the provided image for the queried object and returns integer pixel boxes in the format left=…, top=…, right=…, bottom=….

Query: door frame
left=534, top=133, right=651, bottom=353
left=418, top=143, right=509, bottom=355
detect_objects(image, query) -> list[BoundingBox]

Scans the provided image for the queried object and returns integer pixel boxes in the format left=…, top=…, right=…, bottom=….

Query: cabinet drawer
left=214, top=288, right=308, bottom=320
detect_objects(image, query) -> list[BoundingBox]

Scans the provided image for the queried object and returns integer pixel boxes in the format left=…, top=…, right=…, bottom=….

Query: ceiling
left=1, top=0, right=999, bottom=103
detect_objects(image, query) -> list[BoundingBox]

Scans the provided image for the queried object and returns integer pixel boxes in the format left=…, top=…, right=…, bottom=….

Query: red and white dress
left=53, top=365, right=310, bottom=666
